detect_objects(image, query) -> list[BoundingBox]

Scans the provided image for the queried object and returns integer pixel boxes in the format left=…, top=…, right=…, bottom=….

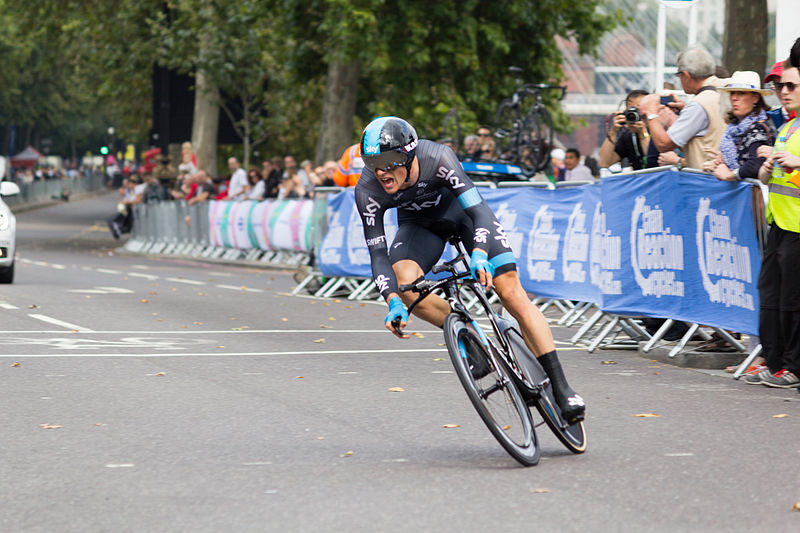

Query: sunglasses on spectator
left=477, top=132, right=491, bottom=137
left=774, top=81, right=799, bottom=92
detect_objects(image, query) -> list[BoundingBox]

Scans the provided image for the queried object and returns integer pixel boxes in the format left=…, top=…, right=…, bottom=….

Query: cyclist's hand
left=470, top=249, right=495, bottom=290
left=385, top=296, right=409, bottom=339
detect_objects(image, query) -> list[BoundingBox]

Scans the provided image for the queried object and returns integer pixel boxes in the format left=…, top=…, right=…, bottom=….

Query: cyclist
left=355, top=116, right=585, bottom=423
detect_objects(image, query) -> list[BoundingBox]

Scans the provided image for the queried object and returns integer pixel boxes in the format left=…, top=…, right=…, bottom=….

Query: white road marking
left=0, top=329, right=441, bottom=334
left=2, top=348, right=447, bottom=358
left=96, top=268, right=122, bottom=275
left=665, top=453, right=695, bottom=457
left=68, top=287, right=134, bottom=294
left=166, top=277, right=206, bottom=285
left=50, top=264, right=66, bottom=270
left=0, top=303, right=19, bottom=310
left=216, top=284, right=263, bottom=293
left=431, top=370, right=453, bottom=374
left=27, top=314, right=94, bottom=332
left=242, top=462, right=272, bottom=466
left=128, top=272, right=159, bottom=280
left=105, top=464, right=135, bottom=468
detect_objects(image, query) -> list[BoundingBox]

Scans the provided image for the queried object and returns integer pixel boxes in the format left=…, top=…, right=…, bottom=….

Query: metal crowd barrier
left=3, top=173, right=106, bottom=207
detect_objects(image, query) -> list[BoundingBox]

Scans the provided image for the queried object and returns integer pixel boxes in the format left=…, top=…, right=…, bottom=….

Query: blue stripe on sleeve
left=489, top=252, right=516, bottom=269
left=457, top=188, right=482, bottom=209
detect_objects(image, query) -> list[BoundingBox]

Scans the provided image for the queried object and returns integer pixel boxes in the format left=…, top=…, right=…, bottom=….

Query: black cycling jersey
left=355, top=139, right=514, bottom=298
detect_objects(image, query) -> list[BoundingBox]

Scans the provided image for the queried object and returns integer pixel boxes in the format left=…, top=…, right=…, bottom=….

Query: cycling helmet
left=360, top=116, right=418, bottom=174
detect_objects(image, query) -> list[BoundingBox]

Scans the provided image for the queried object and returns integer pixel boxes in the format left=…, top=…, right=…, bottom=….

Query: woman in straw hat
left=705, top=71, right=776, bottom=181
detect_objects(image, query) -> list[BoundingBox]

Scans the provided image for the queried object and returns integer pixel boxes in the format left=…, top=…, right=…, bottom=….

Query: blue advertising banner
left=317, top=189, right=397, bottom=278
left=598, top=170, right=760, bottom=335
left=319, top=171, right=761, bottom=334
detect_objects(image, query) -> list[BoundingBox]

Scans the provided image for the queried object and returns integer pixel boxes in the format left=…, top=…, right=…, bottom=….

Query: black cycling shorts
left=388, top=222, right=516, bottom=276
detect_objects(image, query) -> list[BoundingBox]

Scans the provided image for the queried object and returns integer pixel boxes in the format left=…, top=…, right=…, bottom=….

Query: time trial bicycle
left=393, top=237, right=587, bottom=466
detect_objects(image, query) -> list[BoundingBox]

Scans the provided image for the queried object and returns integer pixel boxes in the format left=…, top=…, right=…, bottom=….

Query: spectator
left=153, top=154, right=178, bottom=187
left=107, top=176, right=144, bottom=239
left=246, top=168, right=266, bottom=201
left=563, top=148, right=594, bottom=181
left=187, top=170, right=216, bottom=206
left=638, top=46, right=726, bottom=170
left=181, top=141, right=197, bottom=167
left=143, top=173, right=169, bottom=203
left=550, top=148, right=566, bottom=181
left=476, top=126, right=496, bottom=161
left=321, top=160, right=337, bottom=186
left=599, top=89, right=651, bottom=171
left=747, top=58, right=800, bottom=388
left=284, top=155, right=311, bottom=191
left=300, top=159, right=322, bottom=188
left=704, top=71, right=775, bottom=181
left=178, top=147, right=197, bottom=177
left=262, top=156, right=283, bottom=198
left=278, top=166, right=308, bottom=200
left=332, top=143, right=364, bottom=187
left=764, top=61, right=793, bottom=130
left=461, top=134, right=480, bottom=161
left=227, top=157, right=249, bottom=201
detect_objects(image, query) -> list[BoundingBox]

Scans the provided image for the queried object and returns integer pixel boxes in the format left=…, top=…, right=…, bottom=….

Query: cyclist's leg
left=390, top=224, right=451, bottom=327
left=493, top=269, right=585, bottom=423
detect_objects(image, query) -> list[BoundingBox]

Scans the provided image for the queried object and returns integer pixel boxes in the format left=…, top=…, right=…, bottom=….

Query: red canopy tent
left=10, top=146, right=44, bottom=168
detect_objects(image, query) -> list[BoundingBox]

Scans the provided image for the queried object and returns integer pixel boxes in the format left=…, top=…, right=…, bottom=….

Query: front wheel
left=504, top=329, right=587, bottom=454
left=0, top=261, right=14, bottom=284
left=443, top=314, right=539, bottom=466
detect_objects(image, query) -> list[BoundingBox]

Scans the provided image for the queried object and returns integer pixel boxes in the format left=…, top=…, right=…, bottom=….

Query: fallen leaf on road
left=28, top=304, right=39, bottom=309
left=333, top=299, right=341, bottom=303
left=634, top=413, right=660, bottom=418
left=140, top=299, right=149, bottom=303
left=792, top=502, right=800, bottom=512
left=296, top=376, right=304, bottom=379
left=433, top=358, right=444, bottom=361
left=340, top=451, right=354, bottom=457
left=442, top=424, right=460, bottom=429
left=39, top=424, right=62, bottom=429
left=412, top=332, right=425, bottom=338
left=388, top=387, right=405, bottom=392
left=215, top=346, right=225, bottom=349
left=317, top=436, right=325, bottom=440
left=502, top=425, right=512, bottom=430
left=773, top=414, right=789, bottom=418
left=71, top=330, right=79, bottom=334
left=319, top=325, right=333, bottom=329
left=155, top=372, right=165, bottom=376
left=11, top=362, right=20, bottom=367
left=281, top=318, right=288, bottom=322
left=152, top=313, right=159, bottom=316
left=345, top=305, right=351, bottom=309
left=314, top=338, right=326, bottom=343
left=328, top=317, right=336, bottom=321
left=360, top=303, right=366, bottom=307
left=601, top=360, right=617, bottom=365
left=193, top=322, right=203, bottom=325
left=437, top=343, right=446, bottom=347
left=181, top=325, right=187, bottom=329
left=531, top=488, right=551, bottom=494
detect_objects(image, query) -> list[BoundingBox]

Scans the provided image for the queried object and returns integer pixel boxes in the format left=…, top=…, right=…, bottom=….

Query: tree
left=723, top=0, right=768, bottom=74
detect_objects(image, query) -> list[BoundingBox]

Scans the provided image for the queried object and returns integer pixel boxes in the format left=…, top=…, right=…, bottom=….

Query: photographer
left=599, top=90, right=650, bottom=171
left=637, top=46, right=727, bottom=171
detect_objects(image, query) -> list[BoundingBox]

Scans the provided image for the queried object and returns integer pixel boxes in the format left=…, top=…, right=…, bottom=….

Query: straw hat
left=718, top=71, right=772, bottom=96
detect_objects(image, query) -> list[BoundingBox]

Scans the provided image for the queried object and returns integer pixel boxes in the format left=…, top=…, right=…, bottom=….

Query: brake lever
left=391, top=316, right=406, bottom=337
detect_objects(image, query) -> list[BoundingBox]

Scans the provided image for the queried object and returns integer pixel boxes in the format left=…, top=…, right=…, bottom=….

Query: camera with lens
left=623, top=107, right=643, bottom=123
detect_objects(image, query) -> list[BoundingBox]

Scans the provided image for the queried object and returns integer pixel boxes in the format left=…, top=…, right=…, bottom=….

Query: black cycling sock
left=537, top=350, right=585, bottom=421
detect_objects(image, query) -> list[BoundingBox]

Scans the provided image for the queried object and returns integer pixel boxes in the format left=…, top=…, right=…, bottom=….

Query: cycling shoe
left=554, top=390, right=585, bottom=424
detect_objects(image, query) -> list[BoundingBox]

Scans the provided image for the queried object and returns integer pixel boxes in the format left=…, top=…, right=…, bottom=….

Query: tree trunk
left=314, top=60, right=360, bottom=165
left=192, top=68, right=220, bottom=177
left=723, top=0, right=768, bottom=74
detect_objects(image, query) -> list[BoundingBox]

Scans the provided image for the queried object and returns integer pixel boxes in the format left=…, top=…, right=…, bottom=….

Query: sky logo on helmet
left=402, top=140, right=418, bottom=153
left=364, top=143, right=379, bottom=155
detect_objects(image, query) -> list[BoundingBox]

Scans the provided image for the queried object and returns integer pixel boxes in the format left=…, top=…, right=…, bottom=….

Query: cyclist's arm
left=437, top=148, right=495, bottom=253
left=354, top=185, right=397, bottom=300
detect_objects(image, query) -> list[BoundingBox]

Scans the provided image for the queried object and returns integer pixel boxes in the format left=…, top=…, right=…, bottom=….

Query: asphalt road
left=1, top=192, right=798, bottom=533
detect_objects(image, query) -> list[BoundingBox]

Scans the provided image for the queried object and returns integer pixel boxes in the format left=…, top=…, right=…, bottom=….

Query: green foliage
left=1, top=0, right=621, bottom=162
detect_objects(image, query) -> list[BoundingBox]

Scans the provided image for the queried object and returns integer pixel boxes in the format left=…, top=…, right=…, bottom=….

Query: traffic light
left=100, top=145, right=109, bottom=155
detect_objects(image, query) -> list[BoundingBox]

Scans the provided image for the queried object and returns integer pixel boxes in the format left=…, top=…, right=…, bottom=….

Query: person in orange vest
left=332, top=143, right=364, bottom=187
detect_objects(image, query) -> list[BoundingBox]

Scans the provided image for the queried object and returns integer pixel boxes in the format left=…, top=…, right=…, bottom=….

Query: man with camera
left=599, top=89, right=651, bottom=171
left=637, top=46, right=727, bottom=171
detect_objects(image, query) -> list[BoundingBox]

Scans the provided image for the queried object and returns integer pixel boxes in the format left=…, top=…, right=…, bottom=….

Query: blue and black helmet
left=360, top=116, right=418, bottom=173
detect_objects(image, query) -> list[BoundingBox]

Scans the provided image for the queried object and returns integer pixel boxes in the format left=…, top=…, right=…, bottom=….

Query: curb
left=637, top=341, right=744, bottom=369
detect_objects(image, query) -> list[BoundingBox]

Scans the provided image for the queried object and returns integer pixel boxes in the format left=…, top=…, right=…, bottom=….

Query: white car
left=0, top=181, right=20, bottom=283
